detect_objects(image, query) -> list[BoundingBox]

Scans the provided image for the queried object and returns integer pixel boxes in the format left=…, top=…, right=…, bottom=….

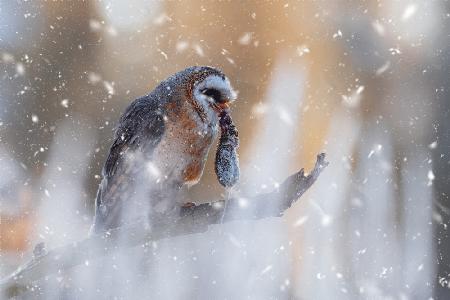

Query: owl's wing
left=92, top=96, right=165, bottom=233
left=104, top=103, right=165, bottom=178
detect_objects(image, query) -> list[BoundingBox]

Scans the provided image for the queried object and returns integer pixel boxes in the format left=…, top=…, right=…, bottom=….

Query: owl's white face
left=193, top=74, right=237, bottom=113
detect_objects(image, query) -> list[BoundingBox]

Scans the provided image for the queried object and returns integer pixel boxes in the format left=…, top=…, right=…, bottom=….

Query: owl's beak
left=217, top=102, right=230, bottom=110
left=212, top=99, right=232, bottom=112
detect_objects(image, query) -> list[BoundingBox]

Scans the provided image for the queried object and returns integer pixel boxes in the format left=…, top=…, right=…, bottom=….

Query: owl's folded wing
left=92, top=96, right=165, bottom=232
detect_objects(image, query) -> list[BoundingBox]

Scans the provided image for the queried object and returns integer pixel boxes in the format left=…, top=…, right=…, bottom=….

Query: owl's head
left=175, top=66, right=236, bottom=114
left=192, top=66, right=236, bottom=109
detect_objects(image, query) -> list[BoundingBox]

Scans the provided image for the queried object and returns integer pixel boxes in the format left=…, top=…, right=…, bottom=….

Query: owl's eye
left=201, top=88, right=223, bottom=103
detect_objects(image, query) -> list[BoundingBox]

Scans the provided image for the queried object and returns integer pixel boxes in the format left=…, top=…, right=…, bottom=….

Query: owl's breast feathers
left=156, top=94, right=217, bottom=185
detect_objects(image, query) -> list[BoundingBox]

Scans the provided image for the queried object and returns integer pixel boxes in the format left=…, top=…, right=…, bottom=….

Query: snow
left=31, top=114, right=39, bottom=123
left=1, top=52, right=14, bottom=63
left=293, top=216, right=309, bottom=227
left=103, top=81, right=115, bottom=95
left=153, top=13, right=171, bottom=25
left=176, top=41, right=189, bottom=52
left=15, top=62, right=25, bottom=76
left=193, top=44, right=205, bottom=57
left=296, top=45, right=310, bottom=56
left=276, top=105, right=293, bottom=125
left=376, top=61, right=391, bottom=76
left=401, top=4, right=417, bottom=21
left=88, top=72, right=101, bottom=84
left=238, top=32, right=253, bottom=45
left=146, top=161, right=161, bottom=179
left=332, top=29, right=343, bottom=39
left=260, top=265, right=273, bottom=275
left=427, top=170, right=435, bottom=186
left=342, top=85, right=365, bottom=108
left=0, top=1, right=445, bottom=299
left=89, top=19, right=102, bottom=31
left=251, top=102, right=268, bottom=116
left=60, top=99, right=69, bottom=108
left=389, top=47, right=402, bottom=55
left=158, top=49, right=168, bottom=60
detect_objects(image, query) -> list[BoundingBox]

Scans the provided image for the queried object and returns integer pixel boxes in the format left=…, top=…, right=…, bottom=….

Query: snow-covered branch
left=0, top=153, right=328, bottom=296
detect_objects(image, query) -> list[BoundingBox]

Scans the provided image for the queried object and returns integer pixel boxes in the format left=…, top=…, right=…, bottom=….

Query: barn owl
left=92, top=66, right=238, bottom=233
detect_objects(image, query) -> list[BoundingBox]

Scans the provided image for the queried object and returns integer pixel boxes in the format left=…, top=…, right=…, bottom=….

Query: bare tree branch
left=0, top=153, right=328, bottom=296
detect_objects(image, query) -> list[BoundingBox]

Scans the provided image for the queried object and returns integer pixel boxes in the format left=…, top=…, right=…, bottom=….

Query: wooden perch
left=0, top=153, right=328, bottom=295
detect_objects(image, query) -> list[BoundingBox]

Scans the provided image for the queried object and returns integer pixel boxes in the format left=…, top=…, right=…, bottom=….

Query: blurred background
left=1, top=1, right=449, bottom=299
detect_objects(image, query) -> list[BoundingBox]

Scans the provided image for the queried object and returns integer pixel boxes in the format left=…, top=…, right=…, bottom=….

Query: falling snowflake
left=238, top=32, right=253, bottom=45
left=60, top=99, right=69, bottom=108
left=31, top=114, right=39, bottom=123
left=402, top=4, right=417, bottom=21
left=427, top=170, right=435, bottom=186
